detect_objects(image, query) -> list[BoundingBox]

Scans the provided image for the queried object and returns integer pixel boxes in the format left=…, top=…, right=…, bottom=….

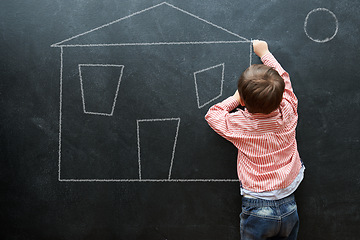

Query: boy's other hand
left=253, top=40, right=270, bottom=58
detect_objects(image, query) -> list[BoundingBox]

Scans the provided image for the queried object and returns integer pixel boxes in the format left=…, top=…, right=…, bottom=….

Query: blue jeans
left=240, top=194, right=299, bottom=240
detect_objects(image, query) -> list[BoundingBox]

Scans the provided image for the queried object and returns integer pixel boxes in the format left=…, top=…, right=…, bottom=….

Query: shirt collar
left=243, top=108, right=280, bottom=119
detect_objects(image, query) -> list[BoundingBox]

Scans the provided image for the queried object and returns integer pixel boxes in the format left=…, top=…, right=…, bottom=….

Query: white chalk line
left=58, top=178, right=239, bottom=182
left=137, top=118, right=181, bottom=180
left=304, top=8, right=338, bottom=43
left=163, top=2, right=249, bottom=42
left=51, top=2, right=167, bottom=47
left=78, top=64, right=124, bottom=116
left=79, top=64, right=125, bottom=67
left=83, top=111, right=113, bottom=117
left=249, top=39, right=253, bottom=66
left=168, top=118, right=180, bottom=180
left=51, top=2, right=250, bottom=47
left=58, top=47, right=64, bottom=181
left=194, top=62, right=224, bottom=75
left=136, top=120, right=141, bottom=179
left=194, top=63, right=225, bottom=109
left=52, top=40, right=250, bottom=48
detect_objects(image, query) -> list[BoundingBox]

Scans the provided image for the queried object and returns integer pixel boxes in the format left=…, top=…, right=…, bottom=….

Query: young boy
left=205, top=40, right=304, bottom=240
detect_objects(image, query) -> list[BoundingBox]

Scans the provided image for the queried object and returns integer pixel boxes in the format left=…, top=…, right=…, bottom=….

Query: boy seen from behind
left=205, top=40, right=304, bottom=240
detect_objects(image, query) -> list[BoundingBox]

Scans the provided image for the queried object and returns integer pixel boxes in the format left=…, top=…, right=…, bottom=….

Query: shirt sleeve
left=205, top=96, right=239, bottom=141
left=261, top=52, right=298, bottom=111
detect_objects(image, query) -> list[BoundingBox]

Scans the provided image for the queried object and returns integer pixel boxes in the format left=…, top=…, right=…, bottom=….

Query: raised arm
left=205, top=96, right=239, bottom=141
left=253, top=40, right=297, bottom=108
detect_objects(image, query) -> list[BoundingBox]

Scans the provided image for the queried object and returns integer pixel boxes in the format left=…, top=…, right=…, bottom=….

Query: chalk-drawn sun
left=304, top=8, right=338, bottom=43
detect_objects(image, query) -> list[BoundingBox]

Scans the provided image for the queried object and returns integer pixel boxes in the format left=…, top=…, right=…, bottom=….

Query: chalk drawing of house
left=52, top=1, right=252, bottom=182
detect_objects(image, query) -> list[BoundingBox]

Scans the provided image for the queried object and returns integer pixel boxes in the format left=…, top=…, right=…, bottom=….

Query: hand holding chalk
left=252, top=40, right=270, bottom=58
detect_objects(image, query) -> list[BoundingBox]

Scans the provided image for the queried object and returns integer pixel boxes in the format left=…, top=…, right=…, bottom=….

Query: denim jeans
left=240, top=194, right=299, bottom=240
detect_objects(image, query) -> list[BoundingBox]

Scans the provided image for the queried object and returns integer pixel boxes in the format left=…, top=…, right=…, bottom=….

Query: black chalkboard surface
left=1, top=0, right=360, bottom=239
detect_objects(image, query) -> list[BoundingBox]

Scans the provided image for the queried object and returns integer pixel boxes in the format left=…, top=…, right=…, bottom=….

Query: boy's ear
left=239, top=97, right=245, bottom=107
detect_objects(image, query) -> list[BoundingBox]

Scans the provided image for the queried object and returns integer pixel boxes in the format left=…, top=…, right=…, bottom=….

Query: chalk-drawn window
left=78, top=64, right=124, bottom=116
left=194, top=63, right=225, bottom=109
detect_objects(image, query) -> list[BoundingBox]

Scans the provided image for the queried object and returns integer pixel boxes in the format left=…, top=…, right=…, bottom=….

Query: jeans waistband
left=242, top=194, right=295, bottom=207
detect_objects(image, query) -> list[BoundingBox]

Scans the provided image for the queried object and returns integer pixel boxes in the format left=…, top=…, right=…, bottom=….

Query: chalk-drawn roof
left=51, top=2, right=249, bottom=47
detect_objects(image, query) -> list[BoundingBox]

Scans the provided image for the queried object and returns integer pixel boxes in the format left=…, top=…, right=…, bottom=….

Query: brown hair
left=238, top=64, right=285, bottom=114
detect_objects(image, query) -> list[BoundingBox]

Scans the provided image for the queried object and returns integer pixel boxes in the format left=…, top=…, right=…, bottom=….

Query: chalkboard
left=1, top=0, right=360, bottom=239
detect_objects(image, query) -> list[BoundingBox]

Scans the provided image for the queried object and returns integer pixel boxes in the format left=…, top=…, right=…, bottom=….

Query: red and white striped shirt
left=205, top=52, right=302, bottom=192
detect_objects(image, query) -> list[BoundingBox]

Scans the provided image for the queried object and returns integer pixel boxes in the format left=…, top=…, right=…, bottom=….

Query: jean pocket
left=281, top=201, right=298, bottom=218
left=242, top=205, right=279, bottom=220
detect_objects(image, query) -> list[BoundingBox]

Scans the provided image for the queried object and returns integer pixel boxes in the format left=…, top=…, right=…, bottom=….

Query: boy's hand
left=253, top=40, right=270, bottom=58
